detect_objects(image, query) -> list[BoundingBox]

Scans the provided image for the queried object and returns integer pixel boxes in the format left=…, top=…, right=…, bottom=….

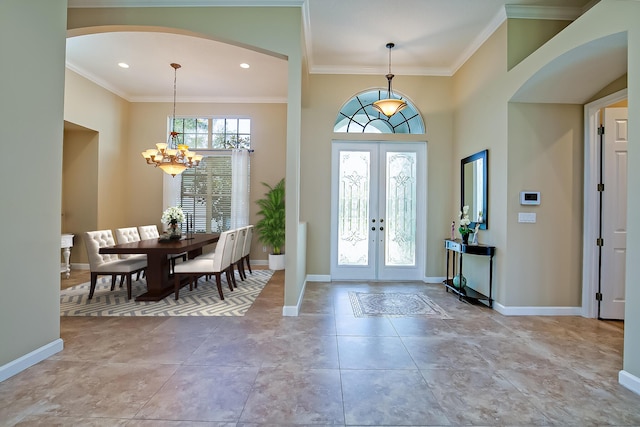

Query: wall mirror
left=461, top=149, right=488, bottom=230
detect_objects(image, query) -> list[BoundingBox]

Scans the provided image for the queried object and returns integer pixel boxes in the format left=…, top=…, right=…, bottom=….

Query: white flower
left=161, top=206, right=186, bottom=224
left=458, top=205, right=472, bottom=232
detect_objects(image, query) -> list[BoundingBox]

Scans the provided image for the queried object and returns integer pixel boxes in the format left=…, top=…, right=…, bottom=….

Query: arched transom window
left=334, top=89, right=425, bottom=134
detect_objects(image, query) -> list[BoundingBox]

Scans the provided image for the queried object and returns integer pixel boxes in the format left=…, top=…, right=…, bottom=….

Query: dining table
left=99, top=233, right=220, bottom=301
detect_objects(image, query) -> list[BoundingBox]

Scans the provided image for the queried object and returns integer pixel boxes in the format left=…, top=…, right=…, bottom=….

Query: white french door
left=330, top=141, right=426, bottom=281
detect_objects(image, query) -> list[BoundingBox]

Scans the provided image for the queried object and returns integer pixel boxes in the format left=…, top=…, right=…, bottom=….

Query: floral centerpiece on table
left=458, top=205, right=473, bottom=243
left=161, top=206, right=186, bottom=239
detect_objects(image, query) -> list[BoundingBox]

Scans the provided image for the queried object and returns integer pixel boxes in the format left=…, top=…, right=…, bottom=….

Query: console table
left=61, top=234, right=74, bottom=278
left=443, top=239, right=495, bottom=308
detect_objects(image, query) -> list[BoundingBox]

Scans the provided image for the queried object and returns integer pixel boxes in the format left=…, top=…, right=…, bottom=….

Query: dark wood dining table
left=99, top=233, right=220, bottom=301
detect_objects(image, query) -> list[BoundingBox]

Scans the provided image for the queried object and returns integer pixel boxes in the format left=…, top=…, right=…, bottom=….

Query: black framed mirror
left=461, top=149, right=488, bottom=230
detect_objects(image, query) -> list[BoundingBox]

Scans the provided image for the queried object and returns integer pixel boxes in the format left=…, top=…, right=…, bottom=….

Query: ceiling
left=66, top=0, right=598, bottom=103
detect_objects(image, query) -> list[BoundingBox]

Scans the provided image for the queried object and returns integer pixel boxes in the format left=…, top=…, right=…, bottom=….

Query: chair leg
left=89, top=273, right=99, bottom=299
left=120, top=274, right=125, bottom=288
left=174, top=272, right=181, bottom=300
left=214, top=273, right=224, bottom=300
left=110, top=274, right=117, bottom=291
left=236, top=262, right=246, bottom=281
left=225, top=268, right=235, bottom=291
left=126, top=274, right=133, bottom=300
left=244, top=255, right=252, bottom=274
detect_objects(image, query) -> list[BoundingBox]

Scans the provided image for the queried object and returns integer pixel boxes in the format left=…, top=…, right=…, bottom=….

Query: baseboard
left=0, top=339, right=64, bottom=382
left=619, top=370, right=640, bottom=396
left=282, top=277, right=307, bottom=317
left=425, top=276, right=446, bottom=284
left=494, top=302, right=582, bottom=316
left=306, top=274, right=331, bottom=282
left=71, top=263, right=89, bottom=270
left=253, top=260, right=268, bottom=266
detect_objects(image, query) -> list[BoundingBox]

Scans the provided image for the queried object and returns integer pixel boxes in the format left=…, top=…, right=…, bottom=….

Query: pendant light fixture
left=372, top=42, right=407, bottom=118
left=141, top=63, right=202, bottom=177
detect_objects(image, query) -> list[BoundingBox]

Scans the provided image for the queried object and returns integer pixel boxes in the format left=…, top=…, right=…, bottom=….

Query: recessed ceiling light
left=240, top=63, right=250, bottom=69
left=118, top=62, right=130, bottom=69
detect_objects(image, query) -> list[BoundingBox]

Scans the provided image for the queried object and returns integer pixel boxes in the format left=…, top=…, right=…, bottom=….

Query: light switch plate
left=518, top=212, right=536, bottom=223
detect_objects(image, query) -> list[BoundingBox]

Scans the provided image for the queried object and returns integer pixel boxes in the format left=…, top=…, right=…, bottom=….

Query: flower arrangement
left=161, top=206, right=185, bottom=225
left=458, top=205, right=473, bottom=238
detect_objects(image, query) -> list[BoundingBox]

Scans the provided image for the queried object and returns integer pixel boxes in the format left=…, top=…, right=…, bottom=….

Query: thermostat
left=520, top=191, right=540, bottom=205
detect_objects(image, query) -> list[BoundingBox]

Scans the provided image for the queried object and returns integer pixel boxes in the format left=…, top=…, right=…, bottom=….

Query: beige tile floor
left=2, top=271, right=640, bottom=426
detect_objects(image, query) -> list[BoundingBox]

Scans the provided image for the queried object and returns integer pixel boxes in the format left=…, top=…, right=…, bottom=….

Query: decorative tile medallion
left=349, top=292, right=451, bottom=319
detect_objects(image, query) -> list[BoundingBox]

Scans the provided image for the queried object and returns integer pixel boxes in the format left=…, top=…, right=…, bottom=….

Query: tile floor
left=2, top=272, right=640, bottom=426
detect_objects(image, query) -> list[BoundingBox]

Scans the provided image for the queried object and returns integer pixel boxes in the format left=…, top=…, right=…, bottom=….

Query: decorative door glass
left=337, top=151, right=370, bottom=266
left=385, top=152, right=417, bottom=266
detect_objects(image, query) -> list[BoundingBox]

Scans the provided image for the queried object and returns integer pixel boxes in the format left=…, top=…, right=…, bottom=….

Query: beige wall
left=0, top=0, right=66, bottom=366
left=62, top=126, right=99, bottom=264
left=507, top=18, right=571, bottom=70
left=452, top=23, right=509, bottom=302
left=300, top=74, right=454, bottom=277
left=507, top=102, right=584, bottom=306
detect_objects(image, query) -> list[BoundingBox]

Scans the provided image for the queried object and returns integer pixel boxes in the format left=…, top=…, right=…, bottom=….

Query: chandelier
left=141, top=63, right=202, bottom=177
left=372, top=43, right=407, bottom=118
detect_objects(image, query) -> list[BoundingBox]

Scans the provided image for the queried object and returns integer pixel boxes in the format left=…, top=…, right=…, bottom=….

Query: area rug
left=60, top=270, right=273, bottom=317
left=349, top=292, right=451, bottom=319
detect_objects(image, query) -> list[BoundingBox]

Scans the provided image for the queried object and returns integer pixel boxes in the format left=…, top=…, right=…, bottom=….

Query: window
left=167, top=117, right=251, bottom=233
left=334, top=90, right=424, bottom=134
left=172, top=118, right=251, bottom=149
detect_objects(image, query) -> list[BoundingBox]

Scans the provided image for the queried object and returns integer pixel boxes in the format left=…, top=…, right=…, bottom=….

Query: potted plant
left=255, top=178, right=285, bottom=270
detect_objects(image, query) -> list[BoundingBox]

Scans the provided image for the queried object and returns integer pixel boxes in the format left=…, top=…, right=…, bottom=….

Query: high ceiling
left=66, top=0, right=597, bottom=103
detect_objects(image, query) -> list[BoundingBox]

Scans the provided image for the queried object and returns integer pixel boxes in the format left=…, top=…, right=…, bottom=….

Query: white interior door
left=330, top=141, right=426, bottom=281
left=600, top=107, right=628, bottom=320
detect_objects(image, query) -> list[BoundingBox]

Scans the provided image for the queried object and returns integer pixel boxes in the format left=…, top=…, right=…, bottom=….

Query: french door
left=330, top=141, right=426, bottom=280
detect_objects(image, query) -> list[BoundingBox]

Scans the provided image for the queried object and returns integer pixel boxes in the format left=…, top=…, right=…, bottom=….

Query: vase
left=462, top=233, right=470, bottom=244
left=169, top=222, right=181, bottom=239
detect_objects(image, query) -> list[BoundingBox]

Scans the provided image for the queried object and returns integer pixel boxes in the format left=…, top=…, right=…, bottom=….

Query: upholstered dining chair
left=173, top=229, right=236, bottom=300
left=115, top=227, right=146, bottom=281
left=137, top=224, right=187, bottom=273
left=231, top=226, right=248, bottom=282
left=241, top=225, right=254, bottom=275
left=137, top=224, right=160, bottom=240
left=82, top=230, right=147, bottom=300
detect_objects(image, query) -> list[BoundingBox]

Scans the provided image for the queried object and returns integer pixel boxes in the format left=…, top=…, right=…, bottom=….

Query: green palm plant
left=255, top=178, right=285, bottom=255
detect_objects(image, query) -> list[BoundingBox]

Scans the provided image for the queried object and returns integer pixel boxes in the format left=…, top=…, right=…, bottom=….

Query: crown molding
left=308, top=64, right=451, bottom=77
left=450, top=5, right=507, bottom=75
left=68, top=0, right=304, bottom=7
left=505, top=5, right=583, bottom=20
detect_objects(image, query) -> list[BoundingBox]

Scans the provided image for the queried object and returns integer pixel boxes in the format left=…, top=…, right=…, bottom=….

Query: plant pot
left=268, top=253, right=285, bottom=270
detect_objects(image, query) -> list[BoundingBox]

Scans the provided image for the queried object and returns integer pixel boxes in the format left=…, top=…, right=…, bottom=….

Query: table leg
left=62, top=246, right=71, bottom=279
left=134, top=253, right=172, bottom=301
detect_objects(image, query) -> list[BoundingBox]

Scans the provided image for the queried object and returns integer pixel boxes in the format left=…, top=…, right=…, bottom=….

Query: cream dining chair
left=231, top=226, right=248, bottom=283
left=115, top=227, right=146, bottom=281
left=83, top=230, right=147, bottom=300
left=173, top=229, right=236, bottom=300
left=137, top=224, right=186, bottom=273
left=241, top=225, right=254, bottom=276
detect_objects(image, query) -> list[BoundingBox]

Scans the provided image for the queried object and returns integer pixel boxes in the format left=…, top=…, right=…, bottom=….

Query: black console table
left=443, top=239, right=496, bottom=308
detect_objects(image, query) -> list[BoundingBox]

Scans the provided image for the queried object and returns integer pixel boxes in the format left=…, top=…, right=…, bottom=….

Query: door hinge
left=598, top=126, right=605, bottom=136
left=597, top=183, right=604, bottom=192
left=596, top=238, right=604, bottom=246
left=596, top=292, right=603, bottom=301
